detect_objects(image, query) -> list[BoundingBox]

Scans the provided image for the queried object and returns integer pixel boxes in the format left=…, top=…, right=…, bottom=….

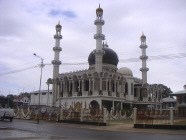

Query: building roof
left=88, top=47, right=119, bottom=66
left=162, top=97, right=176, bottom=103
left=30, top=90, right=52, bottom=94
left=171, top=89, right=186, bottom=96
left=14, top=95, right=28, bottom=100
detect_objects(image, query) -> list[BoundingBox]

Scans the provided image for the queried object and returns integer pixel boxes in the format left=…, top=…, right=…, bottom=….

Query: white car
left=0, top=108, right=14, bottom=122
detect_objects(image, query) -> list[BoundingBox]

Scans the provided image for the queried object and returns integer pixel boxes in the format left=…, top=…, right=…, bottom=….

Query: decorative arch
left=103, top=72, right=109, bottom=78
left=112, top=74, right=116, bottom=80
left=83, top=73, right=88, bottom=79
left=64, top=76, right=68, bottom=82
left=73, top=75, right=78, bottom=81
left=93, top=71, right=99, bottom=78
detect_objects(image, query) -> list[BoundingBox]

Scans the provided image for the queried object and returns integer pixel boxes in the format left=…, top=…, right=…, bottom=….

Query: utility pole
left=33, top=53, right=44, bottom=124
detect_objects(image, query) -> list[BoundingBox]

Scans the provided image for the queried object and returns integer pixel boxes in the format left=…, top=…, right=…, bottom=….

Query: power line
left=0, top=65, right=39, bottom=76
left=0, top=53, right=185, bottom=76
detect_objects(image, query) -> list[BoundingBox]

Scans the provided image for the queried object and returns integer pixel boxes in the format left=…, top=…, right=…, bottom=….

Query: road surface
left=0, top=119, right=185, bottom=140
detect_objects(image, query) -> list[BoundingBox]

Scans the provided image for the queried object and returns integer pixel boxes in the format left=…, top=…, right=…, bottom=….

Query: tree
left=0, top=95, right=6, bottom=108
left=0, top=94, right=15, bottom=108
left=20, top=92, right=30, bottom=99
left=7, top=94, right=14, bottom=108
left=159, top=84, right=173, bottom=98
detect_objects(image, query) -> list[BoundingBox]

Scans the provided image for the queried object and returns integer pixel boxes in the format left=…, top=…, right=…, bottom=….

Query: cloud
left=0, top=0, right=186, bottom=96
left=48, top=9, right=76, bottom=18
left=0, top=36, right=22, bottom=42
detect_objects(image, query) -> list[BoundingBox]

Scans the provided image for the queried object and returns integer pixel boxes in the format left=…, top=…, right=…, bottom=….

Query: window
left=125, top=83, right=128, bottom=94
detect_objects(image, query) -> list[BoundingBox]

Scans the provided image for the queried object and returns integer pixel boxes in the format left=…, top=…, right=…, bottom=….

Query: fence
left=133, top=107, right=186, bottom=125
left=14, top=107, right=136, bottom=125
left=14, top=107, right=60, bottom=121
left=60, top=108, right=106, bottom=124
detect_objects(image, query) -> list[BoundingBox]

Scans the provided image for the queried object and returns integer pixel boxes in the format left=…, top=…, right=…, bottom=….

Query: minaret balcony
left=54, top=35, right=62, bottom=39
left=94, top=34, right=105, bottom=40
left=140, top=68, right=149, bottom=72
left=140, top=56, right=148, bottom=59
left=53, top=47, right=62, bottom=51
left=140, top=45, right=147, bottom=49
left=94, top=19, right=104, bottom=25
left=93, top=49, right=105, bottom=54
left=52, top=60, right=61, bottom=65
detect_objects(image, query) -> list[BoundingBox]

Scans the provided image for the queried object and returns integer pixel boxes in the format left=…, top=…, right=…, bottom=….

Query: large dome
left=88, top=47, right=119, bottom=66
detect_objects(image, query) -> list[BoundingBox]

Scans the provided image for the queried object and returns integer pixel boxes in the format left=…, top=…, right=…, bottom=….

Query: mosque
left=45, top=5, right=164, bottom=111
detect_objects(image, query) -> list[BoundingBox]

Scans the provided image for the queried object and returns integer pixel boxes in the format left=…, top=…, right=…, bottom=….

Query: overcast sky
left=0, top=0, right=186, bottom=96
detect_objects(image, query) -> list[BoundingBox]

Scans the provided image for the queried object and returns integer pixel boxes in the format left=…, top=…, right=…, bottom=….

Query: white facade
left=52, top=22, right=62, bottom=106
left=140, top=34, right=149, bottom=85
left=47, top=5, right=164, bottom=110
left=162, top=97, right=176, bottom=109
left=172, top=87, right=186, bottom=117
left=30, top=90, right=53, bottom=106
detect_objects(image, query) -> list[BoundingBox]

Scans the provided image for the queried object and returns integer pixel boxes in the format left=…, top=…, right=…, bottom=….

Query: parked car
left=0, top=108, right=14, bottom=122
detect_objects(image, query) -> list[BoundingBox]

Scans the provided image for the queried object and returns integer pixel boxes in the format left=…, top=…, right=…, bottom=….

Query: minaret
left=94, top=4, right=105, bottom=73
left=52, top=22, right=62, bottom=106
left=140, top=33, right=149, bottom=86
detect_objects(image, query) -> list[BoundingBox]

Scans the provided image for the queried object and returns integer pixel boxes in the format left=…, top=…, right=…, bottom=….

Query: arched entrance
left=89, top=100, right=100, bottom=109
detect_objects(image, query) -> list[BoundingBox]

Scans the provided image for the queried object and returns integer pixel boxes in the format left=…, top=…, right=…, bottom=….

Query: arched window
left=125, top=83, right=128, bottom=95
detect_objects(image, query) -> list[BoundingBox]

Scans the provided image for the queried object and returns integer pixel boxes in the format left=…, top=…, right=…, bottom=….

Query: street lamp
left=33, top=53, right=44, bottom=124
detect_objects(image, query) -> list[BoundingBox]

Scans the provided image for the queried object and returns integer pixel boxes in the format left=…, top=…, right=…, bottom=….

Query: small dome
left=117, top=67, right=133, bottom=76
left=96, top=4, right=103, bottom=16
left=56, top=23, right=62, bottom=29
left=140, top=33, right=146, bottom=40
left=88, top=47, right=119, bottom=66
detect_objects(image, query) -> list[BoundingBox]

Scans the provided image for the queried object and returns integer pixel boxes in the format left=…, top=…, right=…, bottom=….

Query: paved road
left=0, top=119, right=185, bottom=140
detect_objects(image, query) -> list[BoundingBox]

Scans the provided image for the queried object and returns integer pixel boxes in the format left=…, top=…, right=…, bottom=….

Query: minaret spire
left=140, top=33, right=149, bottom=86
left=94, top=4, right=105, bottom=72
left=52, top=22, right=62, bottom=106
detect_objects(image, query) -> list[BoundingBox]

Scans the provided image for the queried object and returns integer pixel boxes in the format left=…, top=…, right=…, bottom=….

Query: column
left=89, top=79, right=91, bottom=92
left=133, top=108, right=137, bottom=124
left=82, top=80, right=84, bottom=92
left=103, top=108, right=106, bottom=123
left=65, top=82, right=67, bottom=93
left=72, top=81, right=74, bottom=92
left=170, top=107, right=174, bottom=125
left=112, top=100, right=114, bottom=110
left=100, top=100, right=102, bottom=109
left=114, top=81, right=116, bottom=92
